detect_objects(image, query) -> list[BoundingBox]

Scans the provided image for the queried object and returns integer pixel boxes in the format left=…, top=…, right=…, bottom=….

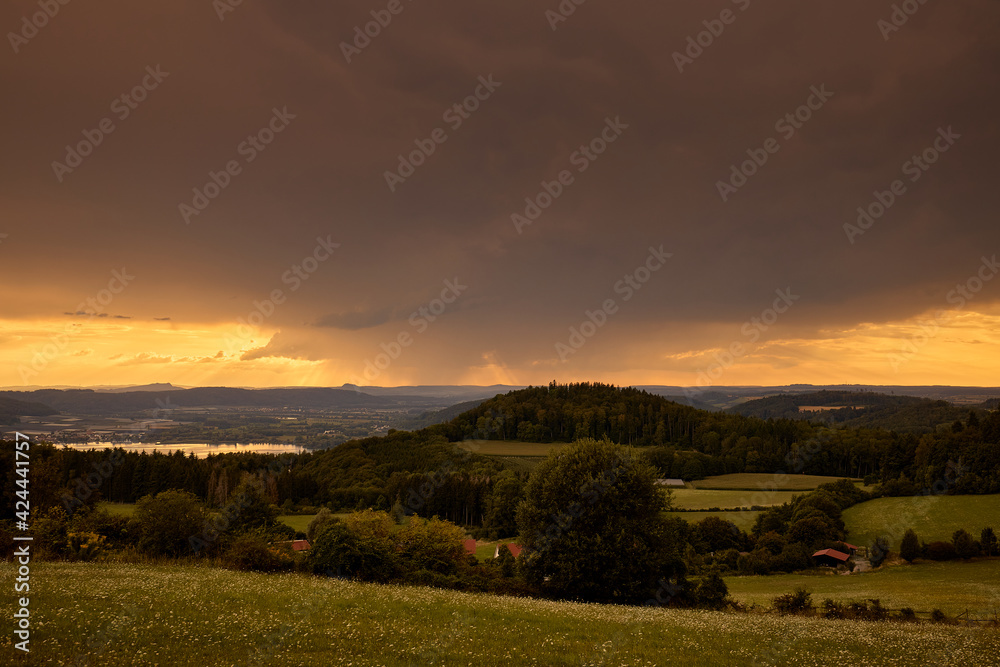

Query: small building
left=463, top=539, right=478, bottom=555
left=655, top=479, right=685, bottom=488
left=835, top=541, right=858, bottom=556
left=281, top=539, right=311, bottom=552
left=812, top=548, right=849, bottom=567
left=495, top=543, right=523, bottom=559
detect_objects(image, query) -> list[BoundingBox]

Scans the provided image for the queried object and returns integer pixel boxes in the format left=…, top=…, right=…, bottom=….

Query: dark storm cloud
left=1, top=0, right=998, bottom=372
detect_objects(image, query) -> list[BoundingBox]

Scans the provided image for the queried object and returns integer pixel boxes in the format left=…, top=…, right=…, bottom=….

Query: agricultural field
left=843, top=494, right=1000, bottom=548
left=666, top=510, right=762, bottom=530
left=726, top=559, right=1000, bottom=618
left=690, top=473, right=861, bottom=491
left=668, top=488, right=800, bottom=510
left=4, top=562, right=998, bottom=666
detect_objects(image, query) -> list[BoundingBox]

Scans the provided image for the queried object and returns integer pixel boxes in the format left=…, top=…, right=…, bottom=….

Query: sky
left=1, top=0, right=999, bottom=389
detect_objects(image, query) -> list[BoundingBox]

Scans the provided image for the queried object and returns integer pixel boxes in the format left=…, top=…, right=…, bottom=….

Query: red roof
left=463, top=539, right=477, bottom=555
left=290, top=539, right=311, bottom=551
left=837, top=541, right=858, bottom=550
left=811, top=548, right=849, bottom=561
left=495, top=543, right=523, bottom=558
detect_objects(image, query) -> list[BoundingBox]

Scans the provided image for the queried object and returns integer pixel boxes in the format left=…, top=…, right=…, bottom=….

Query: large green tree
left=516, top=438, right=685, bottom=603
left=133, top=489, right=205, bottom=557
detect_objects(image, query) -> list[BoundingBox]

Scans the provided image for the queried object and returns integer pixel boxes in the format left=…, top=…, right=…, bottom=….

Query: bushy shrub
left=67, top=531, right=106, bottom=562
left=308, top=520, right=398, bottom=581
left=695, top=572, right=729, bottom=610
left=925, top=541, right=957, bottom=561
left=773, top=588, right=814, bottom=615
left=223, top=532, right=295, bottom=572
left=134, top=490, right=205, bottom=557
left=307, top=507, right=335, bottom=542
left=931, top=609, right=948, bottom=623
left=897, top=607, right=917, bottom=622
left=822, top=599, right=845, bottom=619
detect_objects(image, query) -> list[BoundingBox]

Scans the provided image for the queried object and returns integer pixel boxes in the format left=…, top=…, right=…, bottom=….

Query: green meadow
left=3, top=562, right=997, bottom=666
left=843, top=494, right=1000, bottom=547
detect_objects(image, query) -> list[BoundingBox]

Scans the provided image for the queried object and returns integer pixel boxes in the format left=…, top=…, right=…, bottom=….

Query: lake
left=57, top=442, right=306, bottom=458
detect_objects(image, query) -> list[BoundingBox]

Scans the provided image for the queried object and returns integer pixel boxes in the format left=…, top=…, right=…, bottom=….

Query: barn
left=811, top=548, right=850, bottom=567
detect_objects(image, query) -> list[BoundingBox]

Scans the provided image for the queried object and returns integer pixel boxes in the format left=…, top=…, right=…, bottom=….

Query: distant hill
left=0, top=396, right=59, bottom=426
left=0, top=387, right=394, bottom=414
left=728, top=390, right=985, bottom=433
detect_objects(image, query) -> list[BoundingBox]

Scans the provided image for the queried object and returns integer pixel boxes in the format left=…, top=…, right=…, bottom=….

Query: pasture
left=666, top=510, right=762, bottom=529
left=843, top=494, right=1000, bottom=548
left=726, top=559, right=1000, bottom=618
left=691, top=473, right=861, bottom=491
left=669, top=488, right=800, bottom=510
left=4, top=562, right=997, bottom=666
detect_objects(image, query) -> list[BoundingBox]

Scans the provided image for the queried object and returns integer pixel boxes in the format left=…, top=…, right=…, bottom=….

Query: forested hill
left=0, top=396, right=59, bottom=426
left=449, top=382, right=791, bottom=447
left=443, top=383, right=1000, bottom=492
left=729, top=390, right=985, bottom=433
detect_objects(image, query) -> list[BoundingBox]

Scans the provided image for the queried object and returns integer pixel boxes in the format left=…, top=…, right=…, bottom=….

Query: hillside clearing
left=2, top=562, right=997, bottom=666
left=669, top=488, right=800, bottom=510
left=843, top=494, right=1000, bottom=547
left=691, top=473, right=862, bottom=491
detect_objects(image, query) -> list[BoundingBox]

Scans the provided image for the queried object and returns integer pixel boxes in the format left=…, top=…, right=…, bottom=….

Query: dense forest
left=4, top=383, right=1000, bottom=534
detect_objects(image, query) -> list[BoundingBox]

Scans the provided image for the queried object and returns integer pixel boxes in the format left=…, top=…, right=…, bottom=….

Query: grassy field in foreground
left=2, top=563, right=997, bottom=666
left=691, top=473, right=861, bottom=490
left=727, top=559, right=1000, bottom=617
left=669, top=488, right=800, bottom=510
left=843, top=494, right=1000, bottom=547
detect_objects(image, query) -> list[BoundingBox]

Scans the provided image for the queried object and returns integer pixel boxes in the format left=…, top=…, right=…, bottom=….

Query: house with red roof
left=812, top=548, right=850, bottom=567
left=494, top=543, right=523, bottom=559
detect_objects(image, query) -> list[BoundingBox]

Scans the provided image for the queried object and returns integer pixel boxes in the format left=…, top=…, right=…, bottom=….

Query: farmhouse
left=280, top=539, right=311, bottom=551
left=835, top=541, right=858, bottom=556
left=811, top=548, right=850, bottom=567
left=463, top=539, right=477, bottom=555
left=495, top=543, right=523, bottom=559
left=655, top=478, right=685, bottom=487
